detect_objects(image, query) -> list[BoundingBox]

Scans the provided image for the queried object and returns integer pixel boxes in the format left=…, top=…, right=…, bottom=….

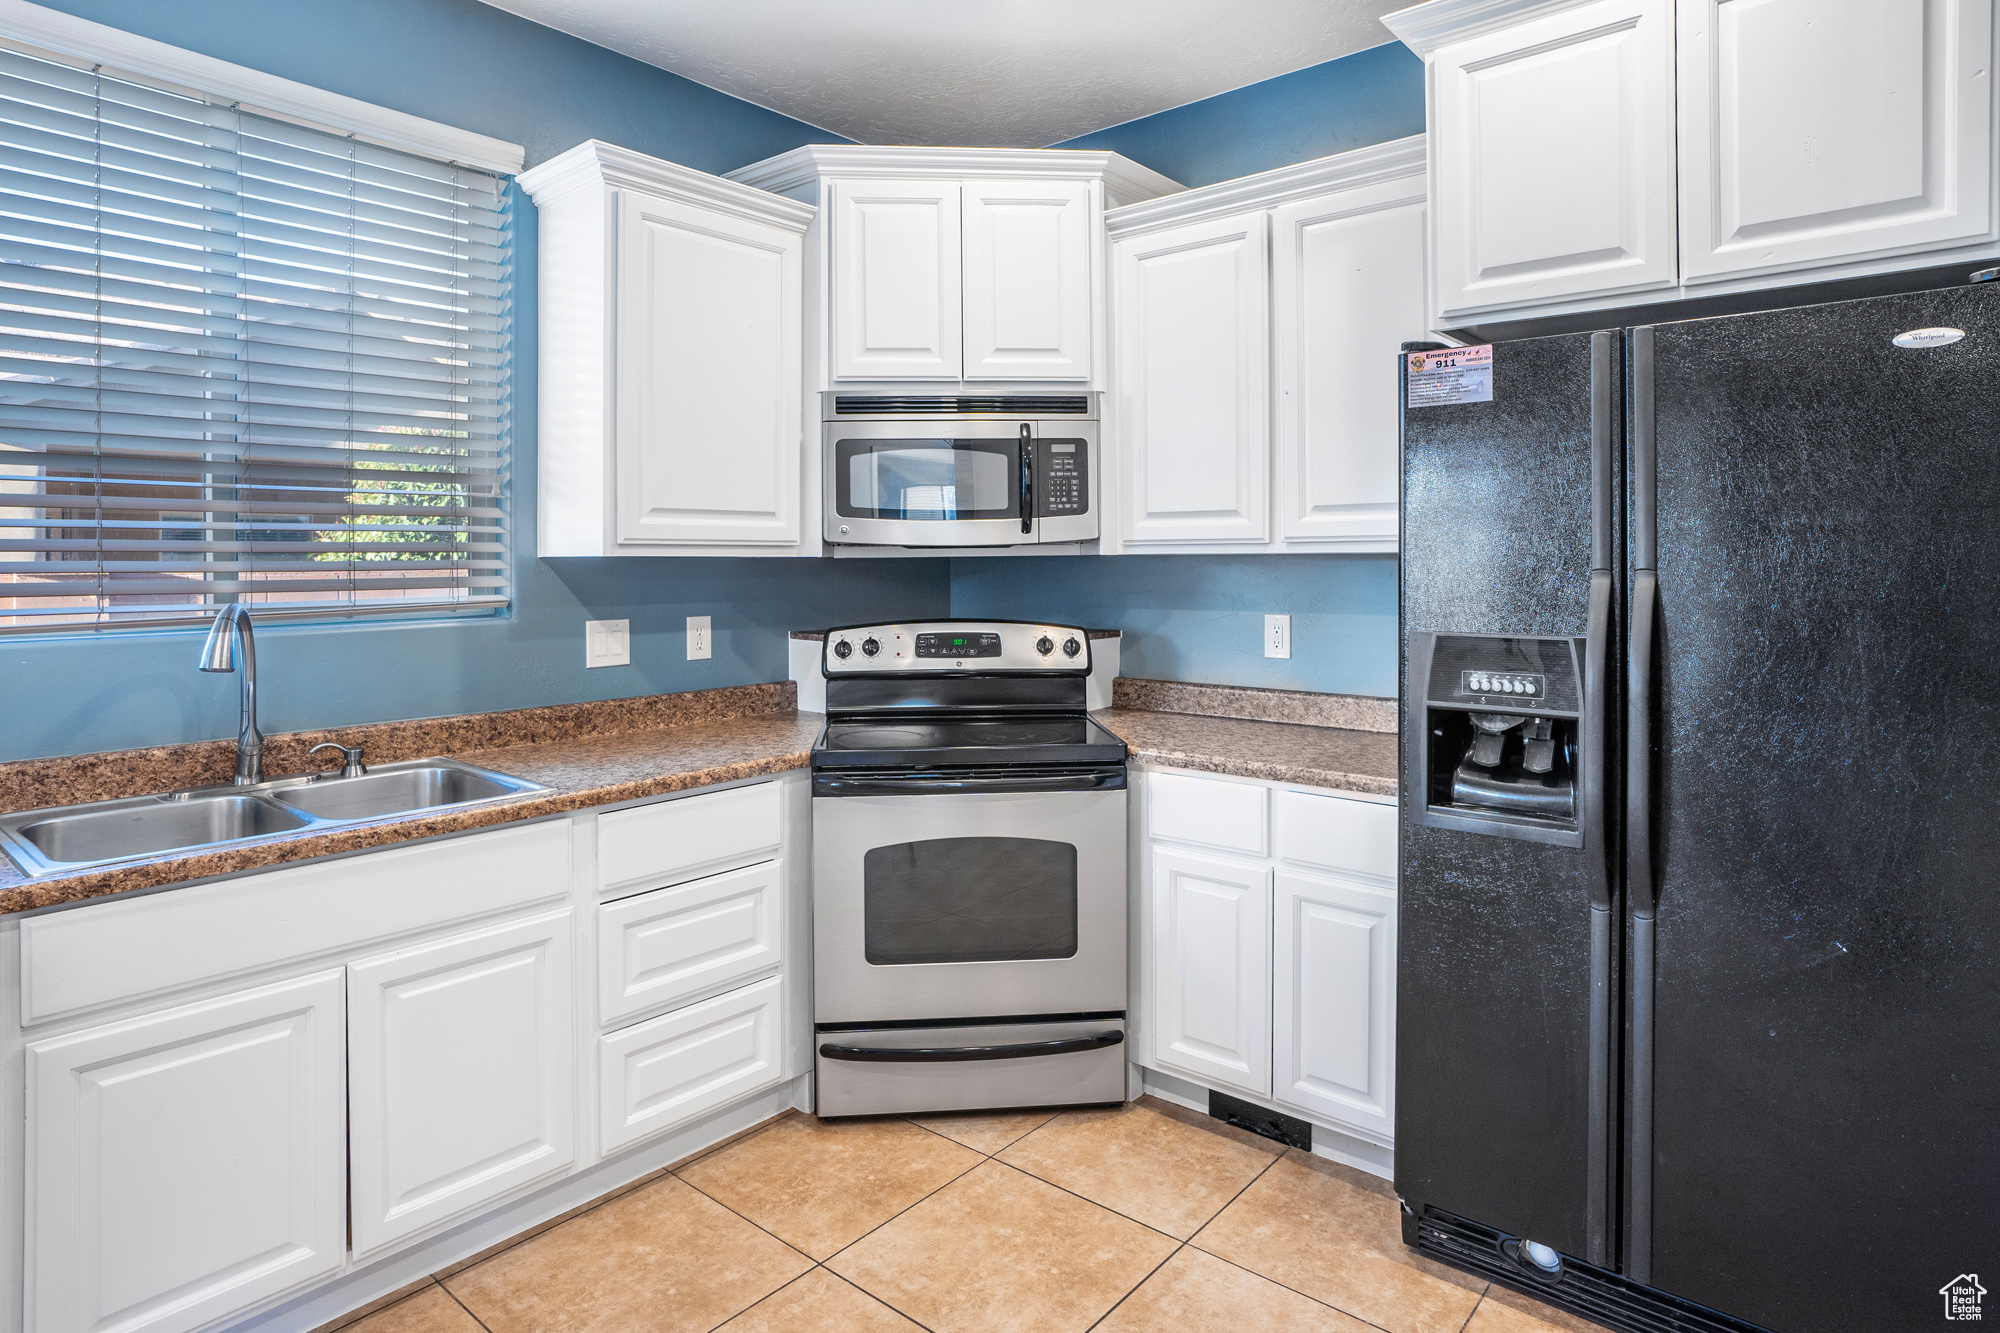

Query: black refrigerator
left=1396, top=284, right=2000, bottom=1333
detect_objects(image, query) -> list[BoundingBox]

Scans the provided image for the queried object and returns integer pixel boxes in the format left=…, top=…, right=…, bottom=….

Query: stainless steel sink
left=272, top=760, right=543, bottom=822
left=9, top=795, right=313, bottom=869
left=0, top=757, right=549, bottom=879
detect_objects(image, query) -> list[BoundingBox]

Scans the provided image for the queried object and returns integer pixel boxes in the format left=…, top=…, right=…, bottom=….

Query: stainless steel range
left=810, top=619, right=1129, bottom=1117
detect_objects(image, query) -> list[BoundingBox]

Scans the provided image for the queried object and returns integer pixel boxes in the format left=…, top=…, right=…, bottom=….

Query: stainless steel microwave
left=822, top=396, right=1098, bottom=548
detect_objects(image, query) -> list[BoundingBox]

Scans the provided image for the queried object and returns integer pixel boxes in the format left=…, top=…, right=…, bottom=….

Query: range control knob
left=1062, top=636, right=1082, bottom=658
left=1036, top=636, right=1055, bottom=656
left=832, top=639, right=853, bottom=660
left=861, top=637, right=881, bottom=657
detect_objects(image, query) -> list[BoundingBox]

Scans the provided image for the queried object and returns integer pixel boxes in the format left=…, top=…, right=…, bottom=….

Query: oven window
left=835, top=439, right=1019, bottom=521
left=863, top=837, right=1078, bottom=965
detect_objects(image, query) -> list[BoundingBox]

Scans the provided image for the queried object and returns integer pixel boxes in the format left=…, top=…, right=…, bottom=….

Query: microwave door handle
left=1019, top=424, right=1034, bottom=535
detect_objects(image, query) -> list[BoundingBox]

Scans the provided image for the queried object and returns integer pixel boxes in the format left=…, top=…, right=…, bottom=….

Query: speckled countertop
left=0, top=684, right=820, bottom=915
left=1094, top=679, right=1397, bottom=798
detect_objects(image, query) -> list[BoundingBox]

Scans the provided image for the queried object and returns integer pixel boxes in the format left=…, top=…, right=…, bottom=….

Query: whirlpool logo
left=1941, top=1274, right=1987, bottom=1321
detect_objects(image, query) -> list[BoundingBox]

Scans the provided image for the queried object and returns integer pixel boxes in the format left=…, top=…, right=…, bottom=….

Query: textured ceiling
left=476, top=0, right=1411, bottom=147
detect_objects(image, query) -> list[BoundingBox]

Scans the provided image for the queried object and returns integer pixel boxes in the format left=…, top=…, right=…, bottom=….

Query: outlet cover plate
left=1265, top=613, right=1292, bottom=659
left=585, top=619, right=629, bottom=668
left=686, top=615, right=712, bottom=661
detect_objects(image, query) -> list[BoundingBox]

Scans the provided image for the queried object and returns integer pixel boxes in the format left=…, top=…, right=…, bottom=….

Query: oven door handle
left=812, top=768, right=1125, bottom=796
left=818, top=1030, right=1124, bottom=1063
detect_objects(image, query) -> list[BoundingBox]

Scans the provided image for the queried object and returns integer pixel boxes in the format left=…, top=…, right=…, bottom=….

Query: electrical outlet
left=584, top=619, right=629, bottom=668
left=1265, top=613, right=1292, bottom=659
left=686, top=615, right=712, bottom=661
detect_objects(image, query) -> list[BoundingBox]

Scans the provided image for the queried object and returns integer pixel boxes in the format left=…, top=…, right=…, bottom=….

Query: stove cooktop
left=811, top=714, right=1127, bottom=770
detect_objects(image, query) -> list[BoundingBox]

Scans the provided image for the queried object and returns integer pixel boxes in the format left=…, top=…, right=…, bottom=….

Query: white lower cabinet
left=347, top=910, right=576, bottom=1255
left=1141, top=766, right=1399, bottom=1146
left=1273, top=870, right=1396, bottom=1139
left=598, top=860, right=783, bottom=1026
left=598, top=974, right=784, bottom=1154
left=1150, top=847, right=1273, bottom=1097
left=26, top=970, right=348, bottom=1333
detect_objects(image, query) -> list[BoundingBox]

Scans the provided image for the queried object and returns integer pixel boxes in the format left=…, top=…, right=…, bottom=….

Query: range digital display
left=915, top=632, right=1002, bottom=658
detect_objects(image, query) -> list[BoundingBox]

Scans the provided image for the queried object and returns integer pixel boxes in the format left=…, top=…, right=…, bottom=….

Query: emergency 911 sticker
left=1406, top=344, right=1493, bottom=407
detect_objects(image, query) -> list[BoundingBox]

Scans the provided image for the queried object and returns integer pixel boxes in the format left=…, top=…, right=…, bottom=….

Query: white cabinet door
left=1273, top=181, right=1426, bottom=547
left=348, top=910, right=575, bottom=1255
left=1150, top=847, right=1272, bottom=1096
left=829, top=178, right=962, bottom=380
left=599, top=974, right=784, bottom=1154
left=962, top=179, right=1093, bottom=381
left=1114, top=211, right=1270, bottom=544
left=27, top=971, right=346, bottom=1333
left=598, top=859, right=783, bottom=1026
left=1273, top=871, right=1396, bottom=1141
left=614, top=189, right=803, bottom=545
left=1430, top=0, right=1678, bottom=318
left=1678, top=0, right=1997, bottom=283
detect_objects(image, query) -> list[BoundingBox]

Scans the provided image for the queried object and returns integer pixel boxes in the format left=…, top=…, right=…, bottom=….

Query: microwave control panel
left=1036, top=439, right=1089, bottom=516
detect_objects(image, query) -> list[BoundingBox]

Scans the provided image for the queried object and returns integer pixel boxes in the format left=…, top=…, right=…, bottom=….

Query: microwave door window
left=837, top=440, right=1018, bottom=521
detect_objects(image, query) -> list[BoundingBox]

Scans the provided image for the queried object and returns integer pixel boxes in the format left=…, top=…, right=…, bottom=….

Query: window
left=0, top=39, right=512, bottom=631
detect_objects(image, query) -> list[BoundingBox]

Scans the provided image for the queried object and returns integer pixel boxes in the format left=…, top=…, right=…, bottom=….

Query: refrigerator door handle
left=1582, top=569, right=1614, bottom=912
left=1627, top=570, right=1658, bottom=919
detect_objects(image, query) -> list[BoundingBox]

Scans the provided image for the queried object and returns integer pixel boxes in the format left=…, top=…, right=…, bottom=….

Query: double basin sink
left=0, top=758, right=549, bottom=879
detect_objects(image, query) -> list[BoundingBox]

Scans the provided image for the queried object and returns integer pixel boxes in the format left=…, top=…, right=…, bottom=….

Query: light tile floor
left=320, top=1098, right=1602, bottom=1333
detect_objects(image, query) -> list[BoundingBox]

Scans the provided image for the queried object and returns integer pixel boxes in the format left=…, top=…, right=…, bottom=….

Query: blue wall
left=950, top=555, right=1397, bottom=697
left=2, top=0, right=950, bottom=762
left=1050, top=42, right=1423, bottom=189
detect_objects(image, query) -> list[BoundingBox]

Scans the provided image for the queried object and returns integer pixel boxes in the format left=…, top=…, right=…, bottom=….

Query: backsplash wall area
left=1, top=0, right=954, bottom=763
left=949, top=555, right=1398, bottom=699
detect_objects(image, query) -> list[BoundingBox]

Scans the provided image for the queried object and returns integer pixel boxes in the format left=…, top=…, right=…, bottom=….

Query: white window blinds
left=0, top=42, right=510, bottom=631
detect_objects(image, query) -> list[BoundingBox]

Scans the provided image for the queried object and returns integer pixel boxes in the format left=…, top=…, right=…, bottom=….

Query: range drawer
left=596, top=781, right=781, bottom=896
left=1274, top=789, right=1396, bottom=882
left=597, top=860, right=782, bottom=1026
left=1148, top=770, right=1268, bottom=856
left=597, top=974, right=783, bottom=1154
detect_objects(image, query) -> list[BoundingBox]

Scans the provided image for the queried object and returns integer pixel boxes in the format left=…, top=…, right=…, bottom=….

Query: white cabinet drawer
left=20, top=821, right=570, bottom=1026
left=1275, top=789, right=1396, bottom=883
left=597, top=860, right=782, bottom=1025
left=598, top=974, right=784, bottom=1154
left=597, top=781, right=782, bottom=895
left=1148, top=771, right=1268, bottom=856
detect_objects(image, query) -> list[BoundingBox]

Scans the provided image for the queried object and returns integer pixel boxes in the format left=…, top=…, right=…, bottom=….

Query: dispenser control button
left=832, top=639, right=853, bottom=660
left=861, top=637, right=881, bottom=657
left=1062, top=637, right=1082, bottom=658
left=1460, top=669, right=1545, bottom=699
left=1036, top=636, right=1055, bottom=655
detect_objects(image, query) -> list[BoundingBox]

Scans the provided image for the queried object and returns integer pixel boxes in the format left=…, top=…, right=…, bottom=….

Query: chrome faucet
left=198, top=604, right=264, bottom=786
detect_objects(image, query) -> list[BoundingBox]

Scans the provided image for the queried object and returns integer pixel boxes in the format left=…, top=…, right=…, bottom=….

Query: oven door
left=811, top=771, right=1127, bottom=1024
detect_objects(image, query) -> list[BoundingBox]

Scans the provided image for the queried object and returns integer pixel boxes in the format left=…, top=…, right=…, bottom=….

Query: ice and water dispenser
left=1408, top=633, right=1587, bottom=845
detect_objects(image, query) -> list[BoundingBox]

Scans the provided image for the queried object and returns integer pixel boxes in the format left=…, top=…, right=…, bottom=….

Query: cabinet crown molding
left=724, top=143, right=1185, bottom=209
left=1106, top=135, right=1426, bottom=239
left=1382, top=0, right=1614, bottom=57
left=519, top=140, right=815, bottom=231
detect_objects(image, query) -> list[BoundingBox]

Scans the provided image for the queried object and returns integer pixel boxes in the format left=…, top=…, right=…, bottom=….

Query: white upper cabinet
left=347, top=910, right=575, bottom=1255
left=962, top=179, right=1094, bottom=380
left=520, top=141, right=813, bottom=556
left=1426, top=0, right=1679, bottom=319
left=1677, top=0, right=1996, bottom=282
left=27, top=971, right=347, bottom=1333
left=725, top=147, right=1183, bottom=392
left=1389, top=0, right=2000, bottom=325
left=615, top=189, right=804, bottom=545
left=1105, top=137, right=1427, bottom=553
left=829, top=178, right=964, bottom=380
left=1114, top=210, right=1272, bottom=545
left=1273, top=178, right=1427, bottom=546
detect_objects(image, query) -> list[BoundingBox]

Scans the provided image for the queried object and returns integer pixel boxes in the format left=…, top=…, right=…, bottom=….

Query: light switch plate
left=686, top=615, right=711, bottom=661
left=1265, top=613, right=1291, bottom=659
left=585, top=619, right=629, bottom=668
